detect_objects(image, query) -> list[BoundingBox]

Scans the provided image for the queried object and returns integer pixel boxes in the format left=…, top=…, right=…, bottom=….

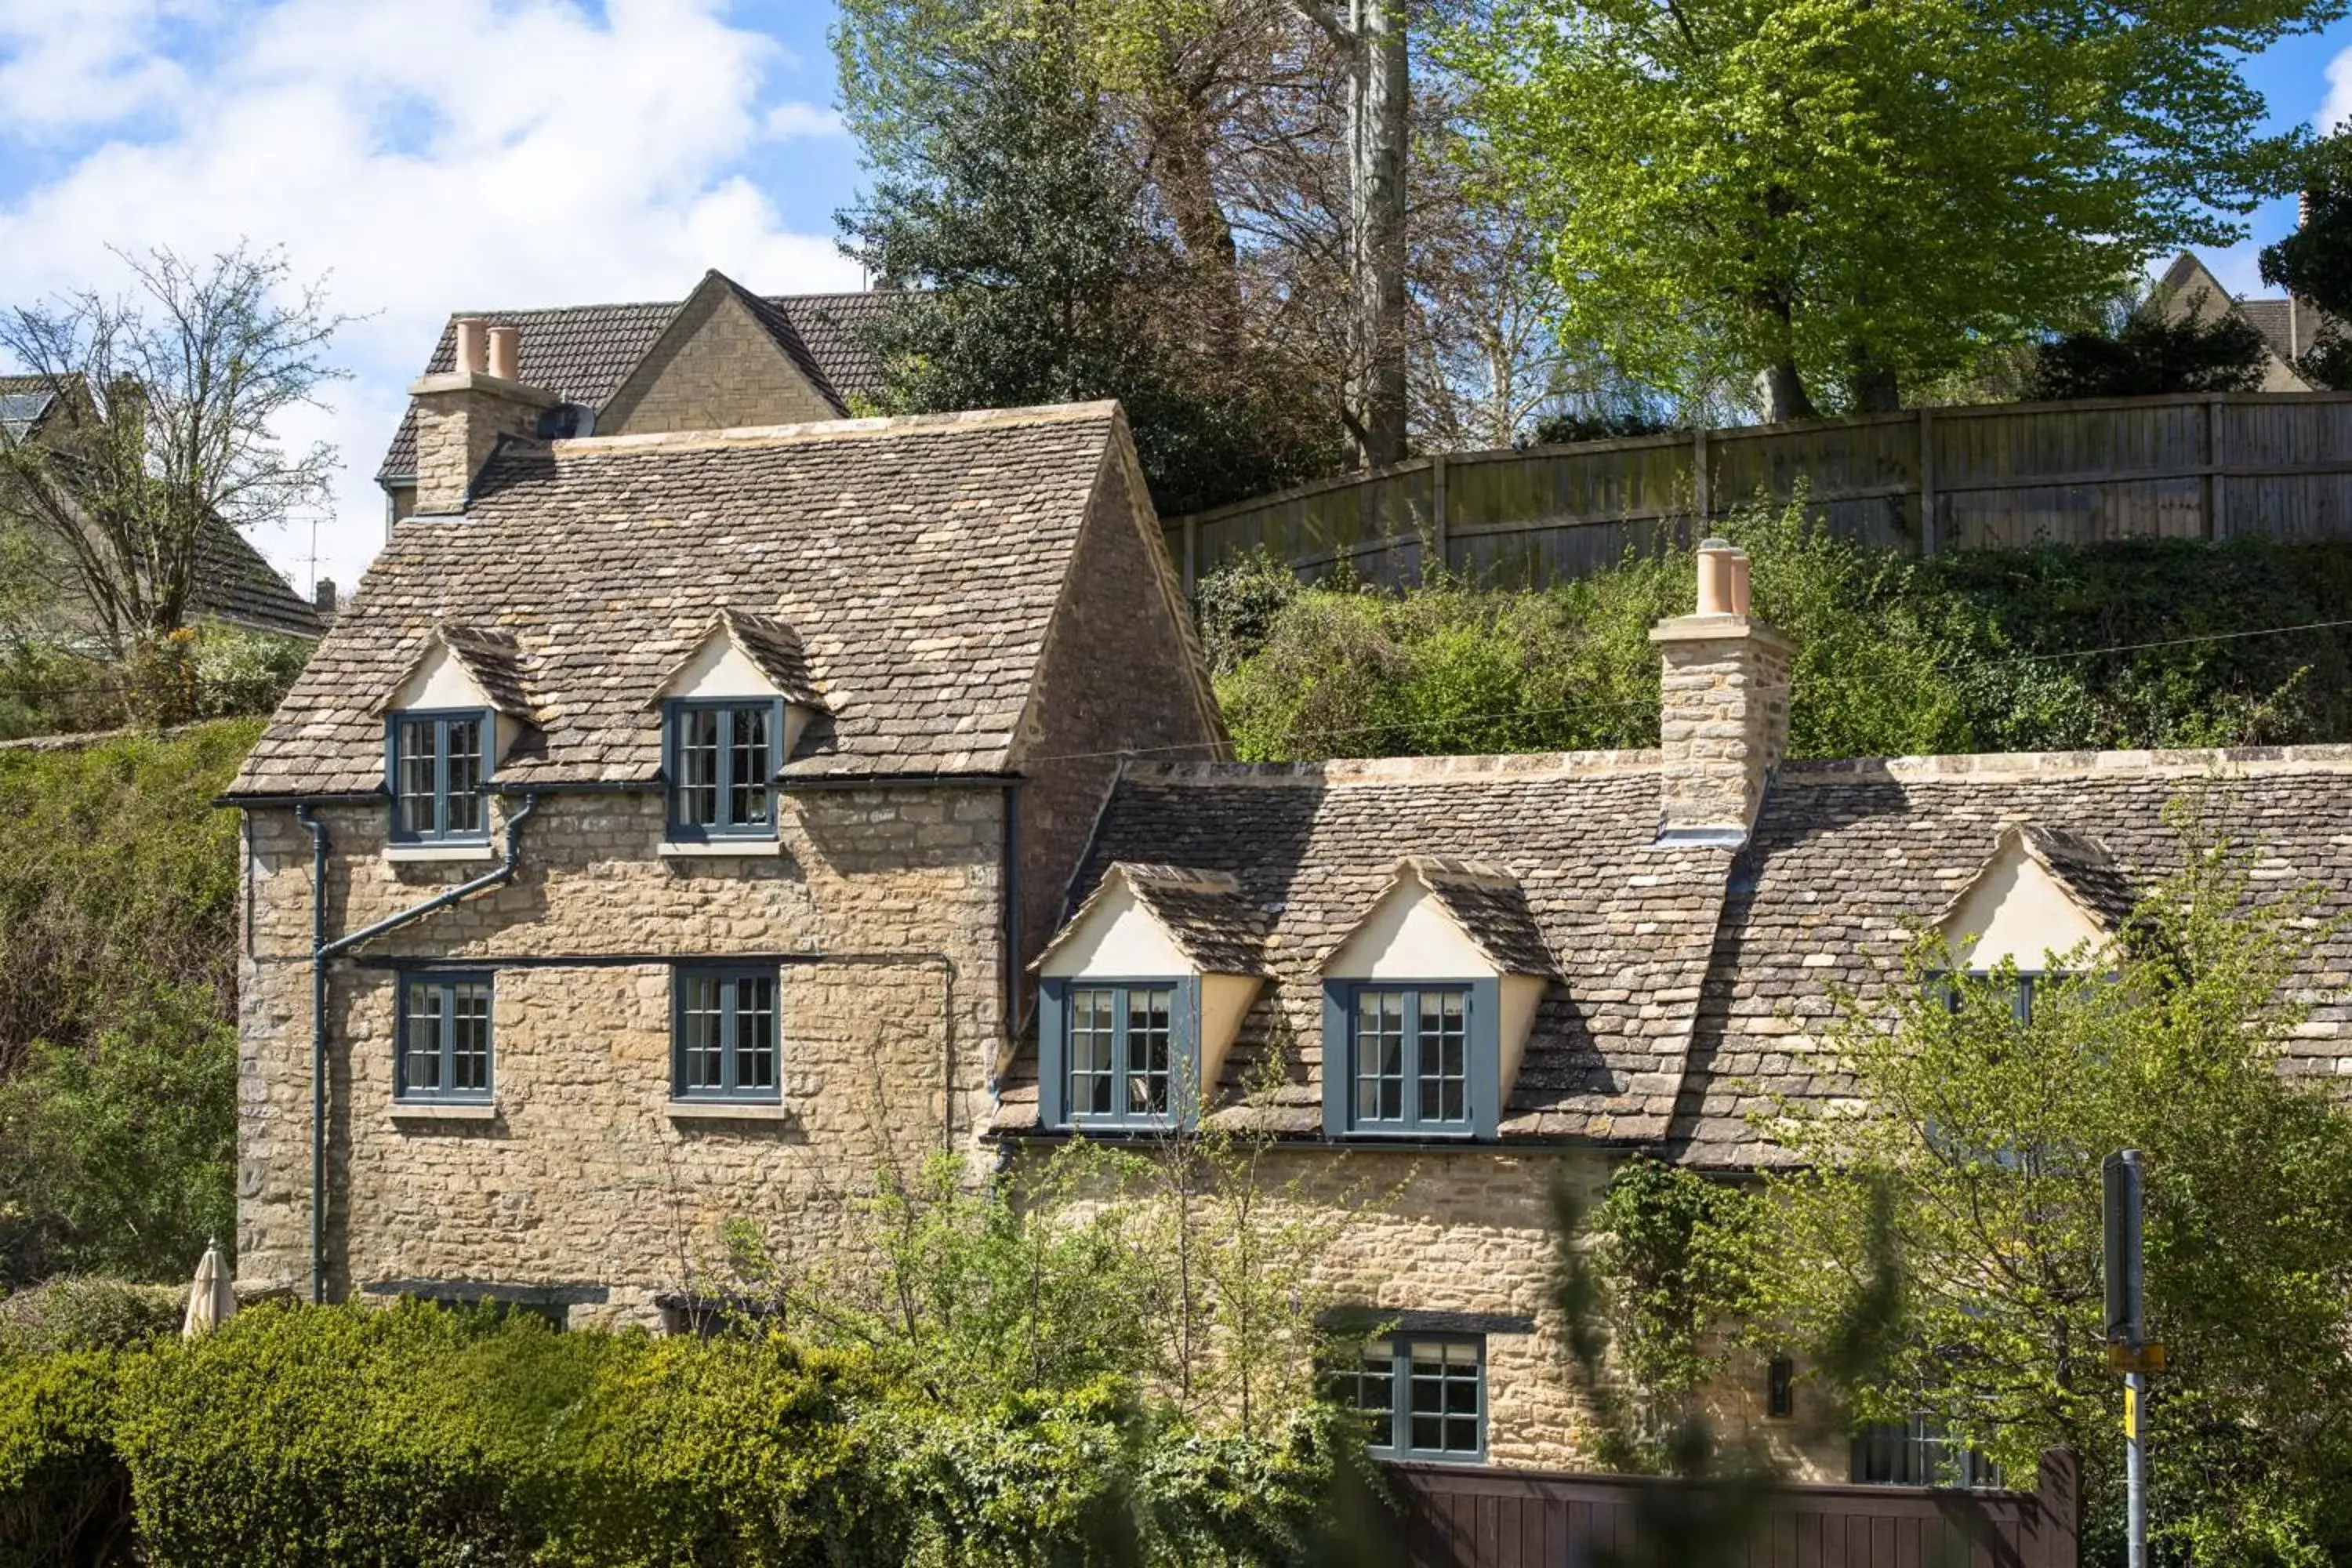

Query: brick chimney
left=1650, top=539, right=1794, bottom=844
left=407, top=318, right=559, bottom=514
left=313, top=578, right=337, bottom=618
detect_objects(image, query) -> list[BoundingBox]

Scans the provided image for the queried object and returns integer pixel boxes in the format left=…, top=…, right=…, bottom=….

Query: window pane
left=735, top=975, right=777, bottom=1092
left=1406, top=1339, right=1482, bottom=1457
left=1070, top=988, right=1116, bottom=1116
left=444, top=719, right=484, bottom=835
left=1418, top=991, right=1468, bottom=1125
left=1356, top=1338, right=1396, bottom=1445
left=726, top=706, right=770, bottom=828
left=1356, top=989, right=1406, bottom=1123
left=1126, top=986, right=1173, bottom=1117
left=681, top=974, right=724, bottom=1091
left=396, top=720, right=437, bottom=837
left=676, top=709, right=720, bottom=827
left=403, top=981, right=443, bottom=1092
left=450, top=981, right=492, bottom=1092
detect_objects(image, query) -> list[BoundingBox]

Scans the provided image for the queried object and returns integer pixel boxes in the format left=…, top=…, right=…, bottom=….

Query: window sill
left=666, top=1099, right=792, bottom=1121
left=384, top=843, right=497, bottom=863
left=389, top=1102, right=499, bottom=1121
left=658, top=839, right=783, bottom=858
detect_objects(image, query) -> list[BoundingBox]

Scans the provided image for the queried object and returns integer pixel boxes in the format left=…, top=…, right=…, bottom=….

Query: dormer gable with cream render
left=1034, top=865, right=1265, bottom=1130
left=1320, top=858, right=1555, bottom=1142
left=648, top=609, right=827, bottom=853
left=1936, top=823, right=2131, bottom=978
left=376, top=624, right=539, bottom=858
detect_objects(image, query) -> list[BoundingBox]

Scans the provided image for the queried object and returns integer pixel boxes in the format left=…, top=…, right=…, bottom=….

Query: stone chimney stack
left=1650, top=539, right=1793, bottom=844
left=407, top=318, right=558, bottom=515
left=313, top=578, right=337, bottom=618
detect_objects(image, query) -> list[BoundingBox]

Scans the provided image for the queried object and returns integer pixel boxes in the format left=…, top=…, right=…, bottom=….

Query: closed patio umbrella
left=182, top=1239, right=236, bottom=1338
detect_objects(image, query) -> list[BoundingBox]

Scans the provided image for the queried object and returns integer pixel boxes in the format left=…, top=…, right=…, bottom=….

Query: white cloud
left=2321, top=42, right=2352, bottom=135
left=0, top=0, right=859, bottom=595
left=764, top=100, right=844, bottom=139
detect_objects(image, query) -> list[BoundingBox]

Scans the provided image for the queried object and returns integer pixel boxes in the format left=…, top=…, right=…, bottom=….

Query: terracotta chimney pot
left=1696, top=538, right=1738, bottom=616
left=486, top=325, right=520, bottom=383
left=1727, top=548, right=1751, bottom=616
left=452, top=317, right=487, bottom=376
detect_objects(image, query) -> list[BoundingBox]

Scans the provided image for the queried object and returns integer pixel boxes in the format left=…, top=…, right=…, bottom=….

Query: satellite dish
left=537, top=402, right=597, bottom=440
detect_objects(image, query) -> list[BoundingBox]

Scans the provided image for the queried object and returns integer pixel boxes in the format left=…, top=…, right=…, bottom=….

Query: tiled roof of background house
left=1000, top=746, right=2352, bottom=1167
left=374, top=287, right=920, bottom=481
left=0, top=374, right=58, bottom=442
left=235, top=402, right=1127, bottom=796
left=187, top=517, right=325, bottom=639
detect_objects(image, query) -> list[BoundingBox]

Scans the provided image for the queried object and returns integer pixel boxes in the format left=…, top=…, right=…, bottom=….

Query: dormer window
left=376, top=624, right=539, bottom=855
left=390, top=708, right=491, bottom=843
left=1935, top=824, right=2127, bottom=1001
left=667, top=699, right=781, bottom=839
left=1320, top=858, right=1555, bottom=1142
left=1033, top=864, right=1265, bottom=1132
left=649, top=610, right=825, bottom=853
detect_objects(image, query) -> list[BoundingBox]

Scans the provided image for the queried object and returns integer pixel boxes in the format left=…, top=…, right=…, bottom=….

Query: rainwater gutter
left=294, top=794, right=539, bottom=1305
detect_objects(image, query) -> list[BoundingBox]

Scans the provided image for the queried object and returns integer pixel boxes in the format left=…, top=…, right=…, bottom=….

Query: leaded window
left=1335, top=1336, right=1485, bottom=1462
left=673, top=966, right=781, bottom=1101
left=1067, top=983, right=1178, bottom=1126
left=389, top=709, right=491, bottom=842
left=397, top=974, right=493, bottom=1102
left=666, top=700, right=779, bottom=839
left=1348, top=985, right=1470, bottom=1134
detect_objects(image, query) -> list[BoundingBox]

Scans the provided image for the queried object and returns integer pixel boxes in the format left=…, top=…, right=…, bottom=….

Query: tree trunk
left=1759, top=361, right=1818, bottom=423
left=1351, top=0, right=1410, bottom=469
left=1149, top=85, right=1243, bottom=356
left=1846, top=349, right=1903, bottom=413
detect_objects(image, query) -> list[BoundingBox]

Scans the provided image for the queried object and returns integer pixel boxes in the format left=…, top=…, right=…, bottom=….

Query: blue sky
left=2, top=0, right=2349, bottom=593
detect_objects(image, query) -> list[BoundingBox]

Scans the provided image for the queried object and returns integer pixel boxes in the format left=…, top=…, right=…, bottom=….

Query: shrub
left=1213, top=521, right=2352, bottom=763
left=0, top=1279, right=183, bottom=1359
left=0, top=1350, right=128, bottom=1568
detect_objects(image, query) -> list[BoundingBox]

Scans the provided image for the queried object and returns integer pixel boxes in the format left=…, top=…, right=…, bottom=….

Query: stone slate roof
left=1040, top=863, right=1270, bottom=975
left=696, top=608, right=822, bottom=708
left=1001, top=746, right=2352, bottom=1166
left=0, top=375, right=57, bottom=443
left=234, top=403, right=1126, bottom=797
left=1401, top=858, right=1559, bottom=977
left=375, top=284, right=920, bottom=481
left=183, top=518, right=325, bottom=639
left=995, top=753, right=1735, bottom=1140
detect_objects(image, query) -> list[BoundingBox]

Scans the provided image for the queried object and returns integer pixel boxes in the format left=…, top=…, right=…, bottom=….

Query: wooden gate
left=1385, top=1451, right=2079, bottom=1568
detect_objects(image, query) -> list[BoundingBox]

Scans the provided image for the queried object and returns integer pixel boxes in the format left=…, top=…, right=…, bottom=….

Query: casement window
left=1331, top=1335, right=1486, bottom=1463
left=1766, top=1355, right=1796, bottom=1419
left=387, top=709, right=492, bottom=842
left=666, top=699, right=782, bottom=840
left=1944, top=971, right=2074, bottom=1024
left=672, top=965, right=781, bottom=1102
left=1852, top=1416, right=2002, bottom=1489
left=397, top=974, right=493, bottom=1102
left=1037, top=978, right=1200, bottom=1130
left=1333, top=984, right=1475, bottom=1137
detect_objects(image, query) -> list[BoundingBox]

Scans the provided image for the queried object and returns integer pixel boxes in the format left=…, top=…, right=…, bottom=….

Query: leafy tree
left=0, top=245, right=344, bottom=659
left=1748, top=818, right=2352, bottom=1561
left=1443, top=0, right=2335, bottom=421
left=0, top=981, right=235, bottom=1287
left=836, top=0, right=1341, bottom=514
left=2027, top=304, right=2270, bottom=401
left=2259, top=125, right=2352, bottom=319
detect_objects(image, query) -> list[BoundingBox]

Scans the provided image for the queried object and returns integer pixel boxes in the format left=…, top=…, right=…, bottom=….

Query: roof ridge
left=548, top=401, right=1120, bottom=458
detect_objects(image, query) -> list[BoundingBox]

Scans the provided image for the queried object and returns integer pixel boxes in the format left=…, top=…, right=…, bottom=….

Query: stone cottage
left=229, top=321, right=1220, bottom=1322
left=993, top=544, right=2352, bottom=1480
left=235, top=317, right=2352, bottom=1485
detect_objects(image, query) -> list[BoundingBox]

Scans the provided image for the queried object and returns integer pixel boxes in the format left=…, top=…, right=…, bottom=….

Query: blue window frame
left=387, top=708, right=492, bottom=842
left=1334, top=1335, right=1486, bottom=1462
left=666, top=699, right=782, bottom=840
left=1852, top=1417, right=2002, bottom=1488
left=1944, top=970, right=2073, bottom=1023
left=1036, top=977, right=1200, bottom=1129
left=672, top=965, right=781, bottom=1102
left=1323, top=982, right=1482, bottom=1138
left=397, top=974, right=494, bottom=1102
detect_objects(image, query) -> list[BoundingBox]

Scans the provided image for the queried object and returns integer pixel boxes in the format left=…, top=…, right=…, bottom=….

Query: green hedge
left=0, top=1301, right=1344, bottom=1568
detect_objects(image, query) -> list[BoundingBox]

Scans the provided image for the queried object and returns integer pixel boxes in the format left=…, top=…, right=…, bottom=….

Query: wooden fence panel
left=1383, top=1452, right=2078, bottom=1568
left=1169, top=394, right=2352, bottom=595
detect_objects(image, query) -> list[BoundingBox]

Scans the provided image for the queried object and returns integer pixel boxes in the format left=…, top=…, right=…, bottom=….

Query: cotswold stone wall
left=237, top=786, right=1007, bottom=1325
left=1005, top=1142, right=1852, bottom=1479
left=600, top=289, right=842, bottom=435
